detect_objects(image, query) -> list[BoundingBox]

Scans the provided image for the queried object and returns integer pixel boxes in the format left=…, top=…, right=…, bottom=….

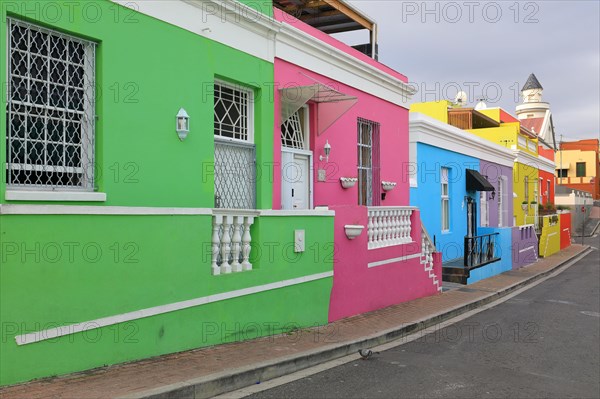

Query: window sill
left=5, top=190, right=107, bottom=202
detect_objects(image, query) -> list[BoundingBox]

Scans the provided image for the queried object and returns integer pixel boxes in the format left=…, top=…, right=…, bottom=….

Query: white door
left=281, top=106, right=312, bottom=210
left=291, top=154, right=310, bottom=209
left=281, top=151, right=311, bottom=210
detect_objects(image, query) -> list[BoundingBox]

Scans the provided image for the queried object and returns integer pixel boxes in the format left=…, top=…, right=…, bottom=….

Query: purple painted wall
left=512, top=226, right=539, bottom=269
left=480, top=160, right=514, bottom=228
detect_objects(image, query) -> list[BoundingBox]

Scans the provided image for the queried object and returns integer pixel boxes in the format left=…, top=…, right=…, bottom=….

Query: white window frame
left=498, top=176, right=506, bottom=227
left=358, top=118, right=380, bottom=207
left=213, top=80, right=256, bottom=209
left=281, top=105, right=309, bottom=151
left=441, top=167, right=450, bottom=232
left=213, top=80, right=254, bottom=145
left=480, top=191, right=489, bottom=227
left=5, top=18, right=96, bottom=192
left=281, top=105, right=313, bottom=210
left=524, top=176, right=529, bottom=202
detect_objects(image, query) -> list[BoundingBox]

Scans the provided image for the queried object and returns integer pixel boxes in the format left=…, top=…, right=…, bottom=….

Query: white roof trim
left=111, top=0, right=414, bottom=106
left=276, top=22, right=414, bottom=107
left=110, top=0, right=278, bottom=62
left=409, top=113, right=515, bottom=167
left=513, top=149, right=556, bottom=173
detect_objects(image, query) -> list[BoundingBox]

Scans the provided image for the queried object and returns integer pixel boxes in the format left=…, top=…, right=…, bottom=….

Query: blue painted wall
left=467, top=226, right=513, bottom=284
left=410, top=143, right=479, bottom=263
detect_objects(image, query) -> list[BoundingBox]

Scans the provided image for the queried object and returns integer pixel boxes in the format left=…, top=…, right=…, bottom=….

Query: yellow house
left=409, top=101, right=542, bottom=227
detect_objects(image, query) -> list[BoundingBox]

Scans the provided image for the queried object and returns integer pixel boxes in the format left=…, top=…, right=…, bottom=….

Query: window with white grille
left=213, top=81, right=255, bottom=209
left=214, top=82, right=252, bottom=142
left=358, top=118, right=380, bottom=206
left=6, top=18, right=96, bottom=189
left=281, top=107, right=308, bottom=150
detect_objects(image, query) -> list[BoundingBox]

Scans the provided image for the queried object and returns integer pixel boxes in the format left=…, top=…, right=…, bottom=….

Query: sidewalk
left=0, top=245, right=591, bottom=399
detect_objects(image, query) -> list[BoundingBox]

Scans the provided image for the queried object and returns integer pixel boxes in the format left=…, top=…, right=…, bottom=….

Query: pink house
left=272, top=3, right=442, bottom=322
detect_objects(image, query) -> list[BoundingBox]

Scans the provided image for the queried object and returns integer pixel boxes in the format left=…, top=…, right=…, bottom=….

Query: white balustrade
left=212, top=212, right=256, bottom=275
left=367, top=207, right=415, bottom=249
left=528, top=140, right=537, bottom=153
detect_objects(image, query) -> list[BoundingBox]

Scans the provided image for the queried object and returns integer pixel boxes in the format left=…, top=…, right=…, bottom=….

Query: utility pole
left=559, top=134, right=563, bottom=185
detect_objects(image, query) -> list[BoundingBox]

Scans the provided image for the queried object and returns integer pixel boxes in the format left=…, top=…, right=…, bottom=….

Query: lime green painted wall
left=539, top=215, right=560, bottom=257
left=0, top=0, right=274, bottom=209
left=0, top=213, right=334, bottom=385
left=0, top=0, right=336, bottom=386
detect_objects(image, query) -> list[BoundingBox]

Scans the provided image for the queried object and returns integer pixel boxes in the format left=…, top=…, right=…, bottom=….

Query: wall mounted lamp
left=320, top=140, right=331, bottom=162
left=176, top=108, right=190, bottom=141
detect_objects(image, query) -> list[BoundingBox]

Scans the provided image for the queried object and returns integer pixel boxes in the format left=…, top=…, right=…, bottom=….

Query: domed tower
left=516, top=73, right=549, bottom=119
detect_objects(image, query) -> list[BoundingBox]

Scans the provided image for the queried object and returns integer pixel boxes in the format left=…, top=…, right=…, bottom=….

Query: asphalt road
left=247, top=236, right=600, bottom=399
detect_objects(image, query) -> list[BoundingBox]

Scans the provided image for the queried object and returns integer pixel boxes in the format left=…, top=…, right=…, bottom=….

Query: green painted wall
left=0, top=0, right=335, bottom=386
left=0, top=0, right=274, bottom=209
left=0, top=213, right=334, bottom=385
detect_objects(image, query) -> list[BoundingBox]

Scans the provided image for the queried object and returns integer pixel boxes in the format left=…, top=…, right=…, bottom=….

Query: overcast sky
left=337, top=1, right=600, bottom=142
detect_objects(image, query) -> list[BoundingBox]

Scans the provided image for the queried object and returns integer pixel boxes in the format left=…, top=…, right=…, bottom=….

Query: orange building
left=556, top=139, right=600, bottom=199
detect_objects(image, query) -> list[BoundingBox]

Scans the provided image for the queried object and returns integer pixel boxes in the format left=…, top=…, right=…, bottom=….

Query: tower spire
left=522, top=73, right=543, bottom=91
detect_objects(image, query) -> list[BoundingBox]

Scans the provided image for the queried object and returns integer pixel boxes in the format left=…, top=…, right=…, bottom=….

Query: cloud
left=343, top=0, right=600, bottom=140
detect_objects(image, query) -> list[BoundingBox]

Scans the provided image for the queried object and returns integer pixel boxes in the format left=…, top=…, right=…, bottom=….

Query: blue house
left=409, top=111, right=515, bottom=284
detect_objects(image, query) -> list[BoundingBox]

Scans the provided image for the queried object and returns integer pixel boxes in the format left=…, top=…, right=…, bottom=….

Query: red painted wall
left=538, top=169, right=555, bottom=206
left=499, top=109, right=519, bottom=123
left=538, top=146, right=555, bottom=161
left=560, top=212, right=572, bottom=249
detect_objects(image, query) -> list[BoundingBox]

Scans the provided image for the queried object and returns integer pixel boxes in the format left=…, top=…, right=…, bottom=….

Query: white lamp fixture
left=320, top=140, right=331, bottom=162
left=176, top=108, right=190, bottom=141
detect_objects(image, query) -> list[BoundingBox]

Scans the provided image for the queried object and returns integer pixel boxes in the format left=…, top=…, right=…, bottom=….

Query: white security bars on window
left=281, top=109, right=307, bottom=150
left=213, top=82, right=256, bottom=209
left=214, top=82, right=251, bottom=142
left=6, top=18, right=96, bottom=189
left=214, top=141, right=256, bottom=209
left=358, top=118, right=380, bottom=206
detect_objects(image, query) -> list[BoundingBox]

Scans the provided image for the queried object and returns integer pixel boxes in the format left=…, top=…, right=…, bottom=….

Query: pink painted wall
left=273, top=8, right=408, bottom=83
left=273, top=59, right=410, bottom=210
left=328, top=207, right=441, bottom=321
left=274, top=13, right=441, bottom=322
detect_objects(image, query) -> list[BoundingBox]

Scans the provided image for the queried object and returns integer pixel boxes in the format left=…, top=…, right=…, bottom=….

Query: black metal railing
left=464, top=233, right=500, bottom=268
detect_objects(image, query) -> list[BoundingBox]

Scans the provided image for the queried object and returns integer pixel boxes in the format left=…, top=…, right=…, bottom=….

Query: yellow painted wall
left=410, top=101, right=450, bottom=123
left=513, top=162, right=539, bottom=226
left=555, top=149, right=597, bottom=182
left=467, top=125, right=517, bottom=148
left=539, top=215, right=560, bottom=257
left=467, top=122, right=538, bottom=156
left=478, top=108, right=501, bottom=122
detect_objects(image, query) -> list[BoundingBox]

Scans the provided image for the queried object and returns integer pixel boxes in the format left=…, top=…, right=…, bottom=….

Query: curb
left=123, top=246, right=593, bottom=399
